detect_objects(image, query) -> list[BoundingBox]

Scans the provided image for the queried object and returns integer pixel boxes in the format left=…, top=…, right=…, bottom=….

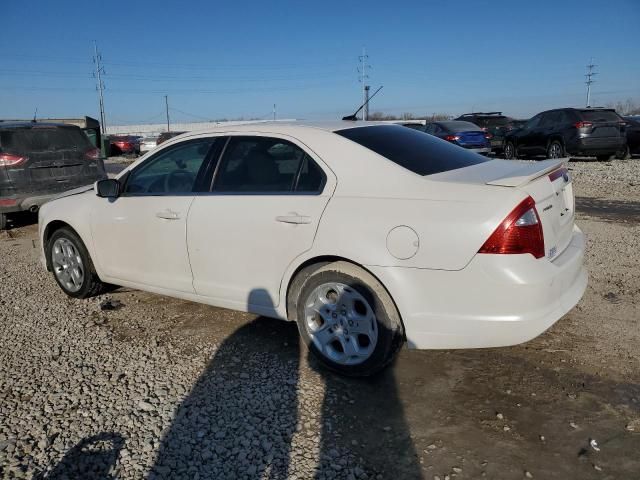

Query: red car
left=109, top=136, right=140, bottom=156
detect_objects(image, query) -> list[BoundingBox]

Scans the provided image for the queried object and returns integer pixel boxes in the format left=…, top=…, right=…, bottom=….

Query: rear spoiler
left=486, top=158, right=567, bottom=187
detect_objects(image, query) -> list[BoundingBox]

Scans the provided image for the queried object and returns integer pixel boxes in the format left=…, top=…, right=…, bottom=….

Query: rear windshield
left=482, top=116, right=511, bottom=126
left=336, top=125, right=488, bottom=176
left=580, top=110, right=622, bottom=122
left=0, top=127, right=91, bottom=154
left=440, top=121, right=481, bottom=132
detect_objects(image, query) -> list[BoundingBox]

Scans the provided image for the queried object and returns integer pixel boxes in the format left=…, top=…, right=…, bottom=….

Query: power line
left=585, top=57, right=597, bottom=107
left=93, top=41, right=107, bottom=133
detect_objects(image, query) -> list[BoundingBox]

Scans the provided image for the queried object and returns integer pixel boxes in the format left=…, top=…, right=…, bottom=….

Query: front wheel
left=547, top=140, right=564, bottom=159
left=290, top=261, right=405, bottom=377
left=504, top=141, right=517, bottom=159
left=47, top=227, right=106, bottom=298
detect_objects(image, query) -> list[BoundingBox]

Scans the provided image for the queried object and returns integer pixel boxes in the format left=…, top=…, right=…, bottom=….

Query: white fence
left=105, top=119, right=296, bottom=137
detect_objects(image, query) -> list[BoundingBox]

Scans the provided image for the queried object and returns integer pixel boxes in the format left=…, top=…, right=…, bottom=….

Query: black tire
left=546, top=140, right=564, bottom=159
left=596, top=154, right=612, bottom=162
left=503, top=141, right=517, bottom=160
left=288, top=261, right=404, bottom=377
left=47, top=227, right=106, bottom=299
left=615, top=145, right=631, bottom=160
left=0, top=213, right=7, bottom=231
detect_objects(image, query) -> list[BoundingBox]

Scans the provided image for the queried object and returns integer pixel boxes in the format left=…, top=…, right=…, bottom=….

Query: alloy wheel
left=303, top=282, right=378, bottom=365
left=51, top=238, right=85, bottom=293
left=549, top=142, right=562, bottom=159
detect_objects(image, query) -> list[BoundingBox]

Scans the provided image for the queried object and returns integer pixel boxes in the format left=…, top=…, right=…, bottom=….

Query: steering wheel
left=164, top=170, right=195, bottom=193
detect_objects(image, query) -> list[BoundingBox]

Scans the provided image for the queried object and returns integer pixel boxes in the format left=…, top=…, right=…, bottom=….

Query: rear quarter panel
left=311, top=181, right=526, bottom=271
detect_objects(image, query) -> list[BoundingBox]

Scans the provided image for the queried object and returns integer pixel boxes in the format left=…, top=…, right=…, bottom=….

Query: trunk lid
left=456, top=131, right=488, bottom=147
left=429, top=158, right=575, bottom=259
left=579, top=109, right=624, bottom=138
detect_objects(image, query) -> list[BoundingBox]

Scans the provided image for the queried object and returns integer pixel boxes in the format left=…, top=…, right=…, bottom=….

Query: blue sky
left=1, top=0, right=639, bottom=124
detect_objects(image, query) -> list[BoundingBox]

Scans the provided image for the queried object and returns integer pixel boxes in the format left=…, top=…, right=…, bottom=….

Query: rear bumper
left=568, top=137, right=626, bottom=155
left=468, top=147, right=491, bottom=155
left=0, top=192, right=60, bottom=213
left=368, top=226, right=587, bottom=349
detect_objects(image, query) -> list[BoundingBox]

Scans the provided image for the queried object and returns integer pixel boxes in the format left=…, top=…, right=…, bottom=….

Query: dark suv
left=503, top=108, right=627, bottom=161
left=454, top=112, right=515, bottom=153
left=0, top=122, right=106, bottom=229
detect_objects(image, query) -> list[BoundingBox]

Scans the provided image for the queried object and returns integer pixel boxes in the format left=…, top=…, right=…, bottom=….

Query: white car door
left=187, top=135, right=335, bottom=312
left=91, top=138, right=217, bottom=292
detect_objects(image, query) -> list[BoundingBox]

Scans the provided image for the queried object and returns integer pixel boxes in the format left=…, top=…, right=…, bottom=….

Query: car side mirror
left=95, top=179, right=120, bottom=198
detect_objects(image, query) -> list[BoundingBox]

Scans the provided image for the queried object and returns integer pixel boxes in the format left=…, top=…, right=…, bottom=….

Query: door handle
left=156, top=210, right=180, bottom=220
left=275, top=213, right=312, bottom=224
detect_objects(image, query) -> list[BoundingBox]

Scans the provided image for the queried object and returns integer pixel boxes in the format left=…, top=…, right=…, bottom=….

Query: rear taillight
left=444, top=134, right=460, bottom=142
left=84, top=147, right=101, bottom=160
left=574, top=121, right=592, bottom=129
left=485, top=133, right=493, bottom=139
left=478, top=196, right=545, bottom=259
left=0, top=199, right=18, bottom=206
left=548, top=167, right=569, bottom=182
left=0, top=153, right=28, bottom=167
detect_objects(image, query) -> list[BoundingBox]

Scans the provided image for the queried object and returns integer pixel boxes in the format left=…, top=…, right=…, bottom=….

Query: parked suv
left=454, top=112, right=515, bottom=153
left=503, top=108, right=627, bottom=161
left=622, top=116, right=640, bottom=158
left=0, top=122, right=106, bottom=229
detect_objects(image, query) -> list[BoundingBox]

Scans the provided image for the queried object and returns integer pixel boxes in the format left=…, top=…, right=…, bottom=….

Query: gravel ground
left=1, top=158, right=639, bottom=479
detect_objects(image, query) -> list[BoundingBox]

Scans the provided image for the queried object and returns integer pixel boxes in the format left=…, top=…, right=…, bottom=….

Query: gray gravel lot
left=1, top=158, right=639, bottom=479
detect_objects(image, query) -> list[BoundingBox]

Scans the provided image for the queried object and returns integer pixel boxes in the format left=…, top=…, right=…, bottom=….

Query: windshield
left=440, top=121, right=482, bottom=132
left=336, top=125, right=488, bottom=176
left=580, top=110, right=622, bottom=122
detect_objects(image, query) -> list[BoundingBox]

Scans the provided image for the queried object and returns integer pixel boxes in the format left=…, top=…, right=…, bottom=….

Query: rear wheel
left=547, top=140, right=564, bottom=159
left=0, top=213, right=7, bottom=231
left=504, top=141, right=517, bottom=159
left=289, top=261, right=405, bottom=377
left=47, top=227, right=106, bottom=298
left=616, top=145, right=631, bottom=160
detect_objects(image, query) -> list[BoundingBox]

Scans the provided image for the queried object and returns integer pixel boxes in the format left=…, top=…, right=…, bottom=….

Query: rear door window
left=213, top=136, right=325, bottom=193
left=336, top=125, right=488, bottom=176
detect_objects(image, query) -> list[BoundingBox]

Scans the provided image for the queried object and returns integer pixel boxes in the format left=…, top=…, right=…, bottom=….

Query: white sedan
left=38, top=122, right=587, bottom=376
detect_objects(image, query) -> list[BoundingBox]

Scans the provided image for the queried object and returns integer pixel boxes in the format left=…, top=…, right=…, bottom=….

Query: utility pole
left=92, top=41, right=106, bottom=134
left=164, top=95, right=170, bottom=132
left=358, top=47, right=370, bottom=120
left=363, top=86, right=370, bottom=121
left=585, top=58, right=597, bottom=108
left=273, top=103, right=276, bottom=121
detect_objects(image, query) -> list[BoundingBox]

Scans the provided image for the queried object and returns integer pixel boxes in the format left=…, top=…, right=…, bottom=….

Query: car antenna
left=32, top=107, right=38, bottom=123
left=342, top=86, right=383, bottom=121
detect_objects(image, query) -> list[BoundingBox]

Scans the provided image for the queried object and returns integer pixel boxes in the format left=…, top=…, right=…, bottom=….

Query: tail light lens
left=478, top=196, right=545, bottom=259
left=574, top=121, right=592, bottom=129
left=84, top=147, right=101, bottom=160
left=0, top=153, right=28, bottom=167
left=548, top=167, right=569, bottom=182
left=485, top=133, right=493, bottom=139
left=444, top=134, right=460, bottom=142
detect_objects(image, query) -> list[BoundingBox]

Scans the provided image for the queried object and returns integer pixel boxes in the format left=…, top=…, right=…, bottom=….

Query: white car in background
left=38, top=122, right=587, bottom=376
left=139, top=136, right=159, bottom=153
